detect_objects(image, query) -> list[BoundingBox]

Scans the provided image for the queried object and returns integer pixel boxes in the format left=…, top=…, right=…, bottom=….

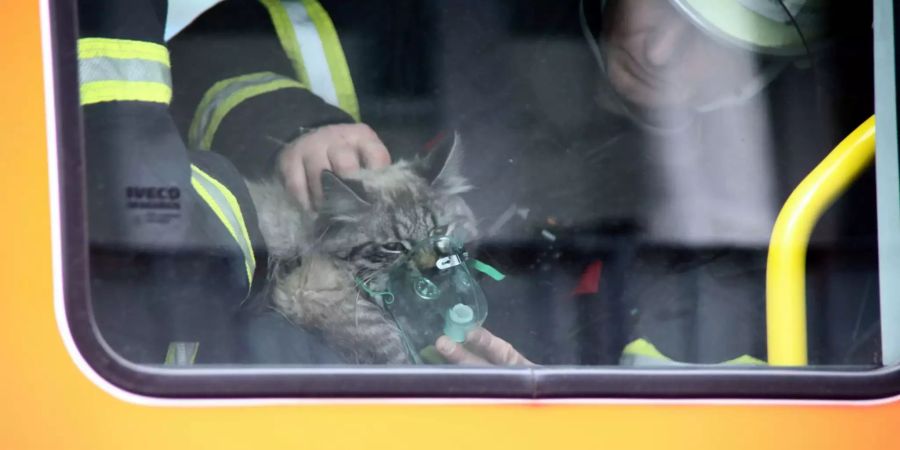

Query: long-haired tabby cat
left=247, top=134, right=476, bottom=364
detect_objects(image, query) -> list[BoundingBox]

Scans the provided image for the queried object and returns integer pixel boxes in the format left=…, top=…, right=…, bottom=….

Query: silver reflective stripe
left=188, top=72, right=285, bottom=149
left=283, top=0, right=339, bottom=108
left=190, top=165, right=256, bottom=286
left=165, top=342, right=199, bottom=365
left=78, top=57, right=172, bottom=86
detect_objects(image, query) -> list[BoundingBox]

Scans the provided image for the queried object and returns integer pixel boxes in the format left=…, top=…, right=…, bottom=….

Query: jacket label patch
left=126, top=186, right=182, bottom=210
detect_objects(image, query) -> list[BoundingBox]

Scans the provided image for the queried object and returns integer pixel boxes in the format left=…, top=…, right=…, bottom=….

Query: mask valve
left=444, top=303, right=476, bottom=342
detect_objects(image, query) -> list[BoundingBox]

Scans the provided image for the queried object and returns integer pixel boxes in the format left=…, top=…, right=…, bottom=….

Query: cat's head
left=313, top=133, right=477, bottom=282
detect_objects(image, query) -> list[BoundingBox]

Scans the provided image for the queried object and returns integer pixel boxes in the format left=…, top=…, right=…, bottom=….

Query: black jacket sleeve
left=168, top=0, right=355, bottom=180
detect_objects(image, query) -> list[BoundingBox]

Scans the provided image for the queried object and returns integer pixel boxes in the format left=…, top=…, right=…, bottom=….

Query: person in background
left=448, top=0, right=875, bottom=366
left=591, top=0, right=875, bottom=366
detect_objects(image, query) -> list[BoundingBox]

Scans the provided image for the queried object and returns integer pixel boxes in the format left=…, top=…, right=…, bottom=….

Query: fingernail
left=436, top=337, right=454, bottom=354
left=466, top=328, right=483, bottom=342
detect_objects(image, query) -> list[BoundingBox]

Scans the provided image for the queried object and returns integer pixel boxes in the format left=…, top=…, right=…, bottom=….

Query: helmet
left=667, top=0, right=825, bottom=55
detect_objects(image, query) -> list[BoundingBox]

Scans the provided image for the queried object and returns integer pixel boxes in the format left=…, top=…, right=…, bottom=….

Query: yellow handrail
left=766, top=115, right=876, bottom=366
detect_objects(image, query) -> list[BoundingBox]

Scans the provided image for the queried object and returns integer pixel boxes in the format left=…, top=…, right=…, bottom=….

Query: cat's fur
left=247, top=134, right=476, bottom=364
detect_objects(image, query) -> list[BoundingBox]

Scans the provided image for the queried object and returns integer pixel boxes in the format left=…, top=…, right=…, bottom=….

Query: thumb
left=435, top=335, right=490, bottom=365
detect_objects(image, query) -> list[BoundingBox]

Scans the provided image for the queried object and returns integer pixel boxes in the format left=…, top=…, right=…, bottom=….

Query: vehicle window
left=66, top=0, right=894, bottom=395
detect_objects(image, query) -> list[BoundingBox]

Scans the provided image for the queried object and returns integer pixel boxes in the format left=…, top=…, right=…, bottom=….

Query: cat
left=247, top=133, right=477, bottom=364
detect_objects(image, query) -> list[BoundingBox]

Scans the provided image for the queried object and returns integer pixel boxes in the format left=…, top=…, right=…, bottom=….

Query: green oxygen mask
left=356, top=231, right=503, bottom=363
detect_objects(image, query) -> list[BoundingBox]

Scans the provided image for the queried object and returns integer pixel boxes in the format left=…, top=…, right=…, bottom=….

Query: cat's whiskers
left=314, top=223, right=333, bottom=245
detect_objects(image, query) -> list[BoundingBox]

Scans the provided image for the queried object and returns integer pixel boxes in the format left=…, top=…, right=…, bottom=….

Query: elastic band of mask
left=354, top=277, right=394, bottom=304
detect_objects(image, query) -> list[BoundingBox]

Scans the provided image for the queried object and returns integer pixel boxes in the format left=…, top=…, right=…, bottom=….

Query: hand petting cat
left=436, top=328, right=534, bottom=366
left=279, top=123, right=391, bottom=210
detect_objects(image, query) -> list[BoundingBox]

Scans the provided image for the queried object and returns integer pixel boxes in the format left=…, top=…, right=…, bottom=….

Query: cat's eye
left=380, top=242, right=407, bottom=254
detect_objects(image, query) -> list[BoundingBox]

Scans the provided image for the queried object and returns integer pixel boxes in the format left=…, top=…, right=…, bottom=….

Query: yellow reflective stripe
left=190, top=165, right=256, bottom=289
left=200, top=77, right=304, bottom=150
left=190, top=73, right=305, bottom=150
left=621, top=338, right=767, bottom=366
left=299, top=0, right=359, bottom=120
left=190, top=177, right=248, bottom=283
left=77, top=37, right=170, bottom=66
left=77, top=38, right=172, bottom=106
left=190, top=72, right=276, bottom=148
left=259, top=0, right=311, bottom=87
left=722, top=354, right=767, bottom=366
left=192, top=165, right=257, bottom=282
left=258, top=0, right=359, bottom=120
left=621, top=338, right=672, bottom=362
left=164, top=342, right=199, bottom=365
left=282, top=1, right=339, bottom=108
left=80, top=80, right=172, bottom=105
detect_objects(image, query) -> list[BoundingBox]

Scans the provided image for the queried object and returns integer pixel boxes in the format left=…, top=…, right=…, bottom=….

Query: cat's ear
left=319, top=170, right=372, bottom=219
left=415, top=131, right=471, bottom=196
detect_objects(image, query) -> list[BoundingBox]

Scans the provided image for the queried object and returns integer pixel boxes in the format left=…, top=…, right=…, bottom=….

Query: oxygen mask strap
left=354, top=277, right=394, bottom=305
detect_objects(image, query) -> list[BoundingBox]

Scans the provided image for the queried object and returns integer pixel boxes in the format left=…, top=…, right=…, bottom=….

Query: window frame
left=53, top=0, right=900, bottom=400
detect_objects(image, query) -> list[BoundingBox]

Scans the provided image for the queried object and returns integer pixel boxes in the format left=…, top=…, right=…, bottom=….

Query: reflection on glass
left=79, top=0, right=879, bottom=369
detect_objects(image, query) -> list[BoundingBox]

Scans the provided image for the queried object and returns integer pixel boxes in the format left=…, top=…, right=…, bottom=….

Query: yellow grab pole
left=767, top=115, right=876, bottom=366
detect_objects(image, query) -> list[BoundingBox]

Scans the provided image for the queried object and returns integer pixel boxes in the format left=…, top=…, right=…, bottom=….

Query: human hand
left=278, top=123, right=391, bottom=210
left=435, top=327, right=534, bottom=366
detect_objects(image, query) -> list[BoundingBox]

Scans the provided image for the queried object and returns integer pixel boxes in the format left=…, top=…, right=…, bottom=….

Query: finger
left=305, top=151, right=332, bottom=209
left=465, top=328, right=533, bottom=366
left=435, top=335, right=491, bottom=365
left=278, top=142, right=313, bottom=210
left=340, top=124, right=386, bottom=166
left=328, top=146, right=362, bottom=177
left=358, top=139, right=391, bottom=169
left=283, top=162, right=311, bottom=210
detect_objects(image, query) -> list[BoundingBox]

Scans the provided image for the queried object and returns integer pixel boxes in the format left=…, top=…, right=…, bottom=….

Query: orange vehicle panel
left=3, top=2, right=900, bottom=449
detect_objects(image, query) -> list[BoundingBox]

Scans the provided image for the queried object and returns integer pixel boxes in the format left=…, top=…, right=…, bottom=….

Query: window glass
left=76, top=0, right=883, bottom=371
